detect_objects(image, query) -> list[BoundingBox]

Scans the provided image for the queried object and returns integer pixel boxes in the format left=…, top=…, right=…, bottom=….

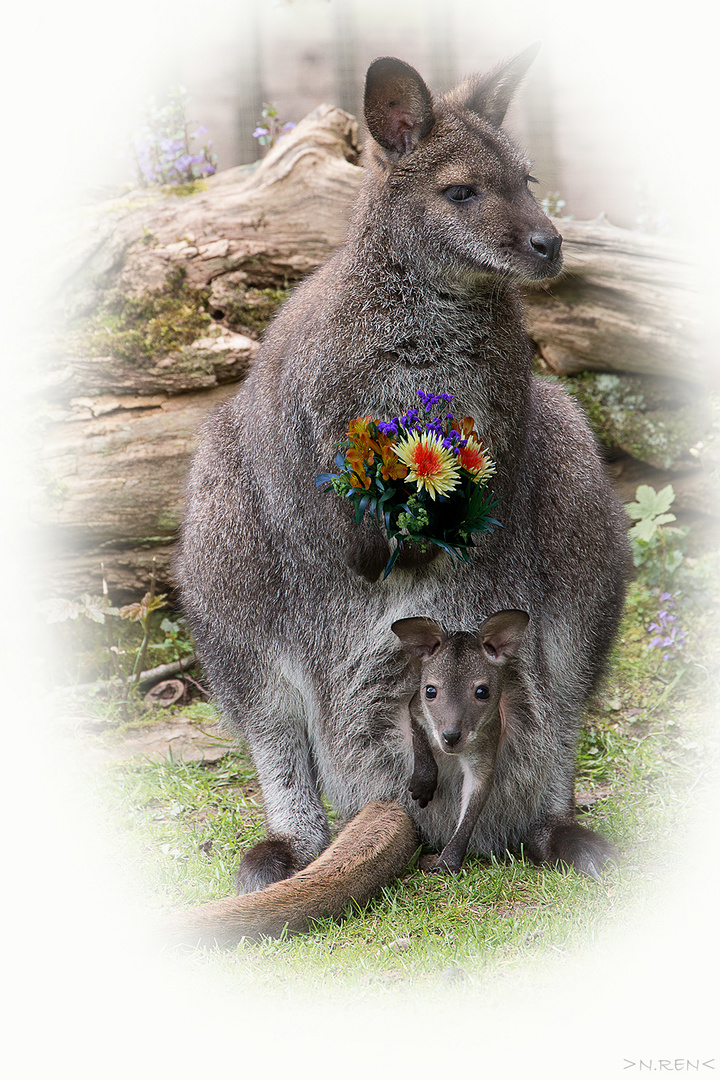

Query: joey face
left=418, top=638, right=503, bottom=754
left=363, top=52, right=562, bottom=287
left=391, top=610, right=530, bottom=755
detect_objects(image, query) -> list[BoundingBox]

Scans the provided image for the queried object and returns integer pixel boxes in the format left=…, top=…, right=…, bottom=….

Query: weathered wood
left=55, top=103, right=363, bottom=329
left=525, top=218, right=704, bottom=383
left=35, top=103, right=712, bottom=601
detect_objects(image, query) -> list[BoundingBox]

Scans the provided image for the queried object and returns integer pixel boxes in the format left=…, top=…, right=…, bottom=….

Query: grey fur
left=177, top=52, right=630, bottom=889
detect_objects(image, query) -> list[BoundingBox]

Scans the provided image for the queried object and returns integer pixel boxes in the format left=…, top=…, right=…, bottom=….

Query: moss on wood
left=563, top=371, right=709, bottom=471
left=219, top=287, right=289, bottom=336
left=68, top=265, right=213, bottom=365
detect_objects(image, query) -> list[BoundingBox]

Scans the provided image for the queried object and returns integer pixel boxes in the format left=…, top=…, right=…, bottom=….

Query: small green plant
left=252, top=103, right=295, bottom=150
left=116, top=571, right=168, bottom=688
left=625, top=484, right=686, bottom=591
left=149, top=618, right=195, bottom=664
left=540, top=191, right=568, bottom=217
left=40, top=563, right=199, bottom=718
left=132, top=85, right=217, bottom=188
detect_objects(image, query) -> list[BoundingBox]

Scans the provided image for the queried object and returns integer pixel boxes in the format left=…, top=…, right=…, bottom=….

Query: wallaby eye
left=444, top=185, right=477, bottom=204
left=525, top=174, right=539, bottom=185
left=424, top=685, right=437, bottom=699
left=475, top=684, right=490, bottom=700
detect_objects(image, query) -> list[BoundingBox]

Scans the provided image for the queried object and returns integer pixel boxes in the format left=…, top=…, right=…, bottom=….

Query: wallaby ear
left=457, top=43, right=540, bottom=128
left=478, top=610, right=530, bottom=662
left=364, top=57, right=435, bottom=156
left=391, top=617, right=445, bottom=660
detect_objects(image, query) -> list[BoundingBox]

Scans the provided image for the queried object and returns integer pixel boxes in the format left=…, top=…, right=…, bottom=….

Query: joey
left=393, top=611, right=529, bottom=873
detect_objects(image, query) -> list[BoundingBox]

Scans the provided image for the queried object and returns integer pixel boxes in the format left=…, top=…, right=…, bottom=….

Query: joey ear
left=458, top=43, right=540, bottom=128
left=478, top=610, right=529, bottom=662
left=391, top=617, right=445, bottom=660
left=364, top=57, right=435, bottom=156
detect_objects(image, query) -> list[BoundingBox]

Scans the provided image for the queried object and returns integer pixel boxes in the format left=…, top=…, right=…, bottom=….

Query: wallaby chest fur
left=178, top=51, right=630, bottom=887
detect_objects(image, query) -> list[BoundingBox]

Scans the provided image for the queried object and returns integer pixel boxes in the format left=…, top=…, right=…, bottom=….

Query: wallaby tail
left=161, top=801, right=418, bottom=947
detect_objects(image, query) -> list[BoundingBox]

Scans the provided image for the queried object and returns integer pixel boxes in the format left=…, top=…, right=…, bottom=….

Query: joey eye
left=525, top=175, right=539, bottom=185
left=424, top=685, right=437, bottom=699
left=444, top=185, right=477, bottom=204
left=475, top=685, right=490, bottom=700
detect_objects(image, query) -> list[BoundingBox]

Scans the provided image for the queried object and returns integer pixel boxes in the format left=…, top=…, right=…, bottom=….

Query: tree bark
left=33, top=104, right=713, bottom=601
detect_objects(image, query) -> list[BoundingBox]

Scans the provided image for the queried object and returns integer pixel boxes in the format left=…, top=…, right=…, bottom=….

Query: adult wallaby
left=392, top=611, right=530, bottom=874
left=175, top=48, right=630, bottom=943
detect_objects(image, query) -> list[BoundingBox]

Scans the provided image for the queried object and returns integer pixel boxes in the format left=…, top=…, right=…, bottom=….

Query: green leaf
left=355, top=495, right=370, bottom=527
left=382, top=545, right=402, bottom=579
left=629, top=518, right=659, bottom=543
left=626, top=484, right=676, bottom=521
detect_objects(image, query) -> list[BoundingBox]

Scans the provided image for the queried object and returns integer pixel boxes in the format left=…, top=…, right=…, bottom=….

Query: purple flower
left=647, top=594, right=687, bottom=660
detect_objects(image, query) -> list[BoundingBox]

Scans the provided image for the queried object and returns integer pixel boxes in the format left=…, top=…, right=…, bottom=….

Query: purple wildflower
left=647, top=593, right=687, bottom=661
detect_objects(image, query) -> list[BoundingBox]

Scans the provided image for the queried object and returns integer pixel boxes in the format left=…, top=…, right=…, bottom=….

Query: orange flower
left=346, top=447, right=371, bottom=488
left=459, top=416, right=479, bottom=441
left=458, top=439, right=496, bottom=483
left=379, top=443, right=408, bottom=482
left=347, top=416, right=382, bottom=458
left=393, top=431, right=460, bottom=500
left=352, top=471, right=371, bottom=490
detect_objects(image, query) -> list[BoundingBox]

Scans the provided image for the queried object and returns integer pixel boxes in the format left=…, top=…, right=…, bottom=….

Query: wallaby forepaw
left=236, top=837, right=301, bottom=894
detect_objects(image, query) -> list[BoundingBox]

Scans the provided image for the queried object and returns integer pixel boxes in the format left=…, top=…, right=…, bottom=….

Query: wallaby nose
left=442, top=730, right=461, bottom=748
left=529, top=232, right=562, bottom=262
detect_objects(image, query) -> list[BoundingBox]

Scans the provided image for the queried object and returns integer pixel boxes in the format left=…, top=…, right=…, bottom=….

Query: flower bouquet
left=316, top=391, right=502, bottom=578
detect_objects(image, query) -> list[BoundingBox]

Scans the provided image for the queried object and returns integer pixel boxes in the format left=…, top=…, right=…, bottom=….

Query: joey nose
left=529, top=232, right=562, bottom=262
left=442, top=730, right=461, bottom=748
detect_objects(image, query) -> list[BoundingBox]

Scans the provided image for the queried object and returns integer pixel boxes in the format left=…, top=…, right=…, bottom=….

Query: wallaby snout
left=441, top=729, right=462, bottom=749
left=529, top=230, right=562, bottom=265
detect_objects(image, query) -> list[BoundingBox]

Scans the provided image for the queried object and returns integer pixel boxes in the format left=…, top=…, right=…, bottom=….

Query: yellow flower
left=393, top=431, right=461, bottom=500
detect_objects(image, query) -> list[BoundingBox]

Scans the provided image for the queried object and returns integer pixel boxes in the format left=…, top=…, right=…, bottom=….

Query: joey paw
left=409, top=774, right=436, bottom=808
left=418, top=852, right=440, bottom=872
left=418, top=852, right=463, bottom=874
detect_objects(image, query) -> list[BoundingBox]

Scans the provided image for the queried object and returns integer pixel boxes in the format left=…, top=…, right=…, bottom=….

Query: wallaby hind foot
left=236, top=837, right=304, bottom=894
left=528, top=817, right=617, bottom=881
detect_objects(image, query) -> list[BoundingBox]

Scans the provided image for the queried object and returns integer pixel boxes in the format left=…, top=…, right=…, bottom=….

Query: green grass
left=88, top=564, right=718, bottom=1001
